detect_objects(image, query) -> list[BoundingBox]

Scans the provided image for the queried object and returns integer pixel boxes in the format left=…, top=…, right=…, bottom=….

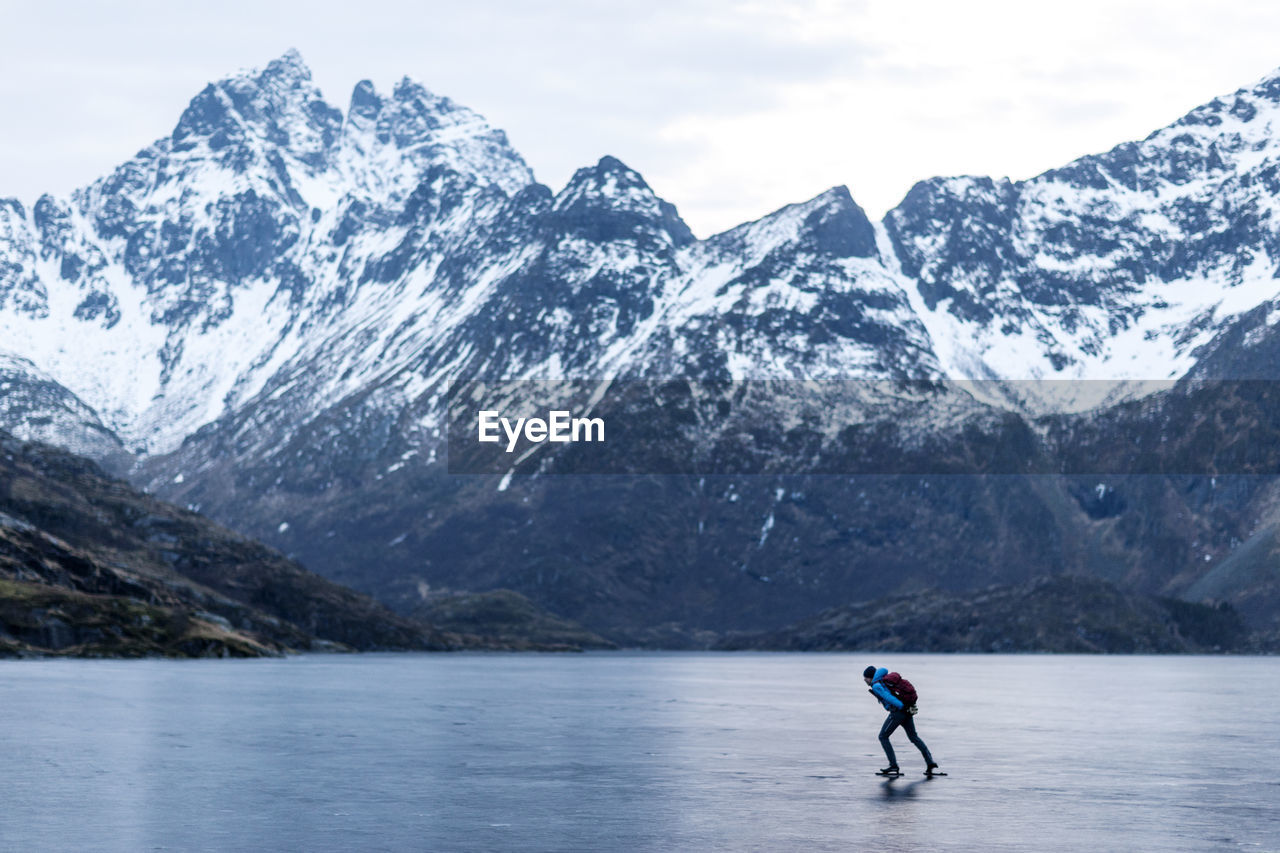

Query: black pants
left=878, top=709, right=933, bottom=767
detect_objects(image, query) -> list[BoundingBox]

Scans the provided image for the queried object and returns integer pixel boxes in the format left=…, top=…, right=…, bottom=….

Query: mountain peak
left=796, top=185, right=877, bottom=259
left=559, top=156, right=647, bottom=196
left=799, top=184, right=858, bottom=215
left=338, top=75, right=533, bottom=196
left=348, top=79, right=383, bottom=123
left=392, top=76, right=433, bottom=103
left=715, top=185, right=877, bottom=260
left=260, top=48, right=313, bottom=85
left=169, top=51, right=341, bottom=168
left=553, top=157, right=694, bottom=247
left=384, top=76, right=490, bottom=132
left=594, top=155, right=632, bottom=174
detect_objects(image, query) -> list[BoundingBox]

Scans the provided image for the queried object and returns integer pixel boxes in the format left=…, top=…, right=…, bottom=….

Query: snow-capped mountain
left=0, top=50, right=535, bottom=454
left=0, top=50, right=943, bottom=463
left=8, top=54, right=1280, bottom=461
left=886, top=67, right=1280, bottom=388
left=4, top=52, right=1280, bottom=641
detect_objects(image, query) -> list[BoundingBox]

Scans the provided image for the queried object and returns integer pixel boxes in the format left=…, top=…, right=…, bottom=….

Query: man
left=863, top=665, right=941, bottom=777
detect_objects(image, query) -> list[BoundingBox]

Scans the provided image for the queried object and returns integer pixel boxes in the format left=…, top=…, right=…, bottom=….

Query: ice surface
left=2, top=653, right=1275, bottom=852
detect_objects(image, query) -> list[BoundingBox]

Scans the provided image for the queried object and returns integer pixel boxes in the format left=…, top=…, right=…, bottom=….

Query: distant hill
left=716, top=575, right=1271, bottom=654
left=413, top=589, right=616, bottom=651
left=0, top=431, right=464, bottom=656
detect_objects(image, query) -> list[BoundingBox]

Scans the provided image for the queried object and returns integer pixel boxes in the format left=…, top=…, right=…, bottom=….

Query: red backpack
left=881, top=672, right=918, bottom=707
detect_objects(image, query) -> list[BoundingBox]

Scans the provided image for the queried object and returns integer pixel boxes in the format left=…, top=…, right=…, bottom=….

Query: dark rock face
left=799, top=186, right=878, bottom=259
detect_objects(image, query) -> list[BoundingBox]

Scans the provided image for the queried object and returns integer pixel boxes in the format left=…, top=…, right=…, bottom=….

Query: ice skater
left=863, top=665, right=942, bottom=777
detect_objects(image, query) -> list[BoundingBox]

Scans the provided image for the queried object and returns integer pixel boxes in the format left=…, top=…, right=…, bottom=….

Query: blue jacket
left=869, top=667, right=905, bottom=711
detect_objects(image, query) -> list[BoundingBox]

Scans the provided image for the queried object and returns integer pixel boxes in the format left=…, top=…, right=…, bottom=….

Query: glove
left=906, top=704, right=918, bottom=716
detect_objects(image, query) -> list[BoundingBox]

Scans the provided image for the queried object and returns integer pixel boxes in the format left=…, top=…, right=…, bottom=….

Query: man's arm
left=871, top=682, right=904, bottom=710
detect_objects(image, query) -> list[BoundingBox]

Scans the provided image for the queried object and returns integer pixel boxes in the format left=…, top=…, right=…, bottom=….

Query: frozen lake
left=2, top=653, right=1277, bottom=851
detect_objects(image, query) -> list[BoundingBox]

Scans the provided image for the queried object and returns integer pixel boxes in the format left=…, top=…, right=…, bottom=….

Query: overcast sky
left=5, top=1, right=1280, bottom=237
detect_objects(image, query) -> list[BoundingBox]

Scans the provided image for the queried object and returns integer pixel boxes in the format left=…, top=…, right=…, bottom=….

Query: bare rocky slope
left=0, top=430, right=481, bottom=656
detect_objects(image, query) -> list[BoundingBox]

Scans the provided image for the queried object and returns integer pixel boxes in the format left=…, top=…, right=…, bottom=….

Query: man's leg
left=877, top=712, right=901, bottom=767
left=900, top=714, right=934, bottom=765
